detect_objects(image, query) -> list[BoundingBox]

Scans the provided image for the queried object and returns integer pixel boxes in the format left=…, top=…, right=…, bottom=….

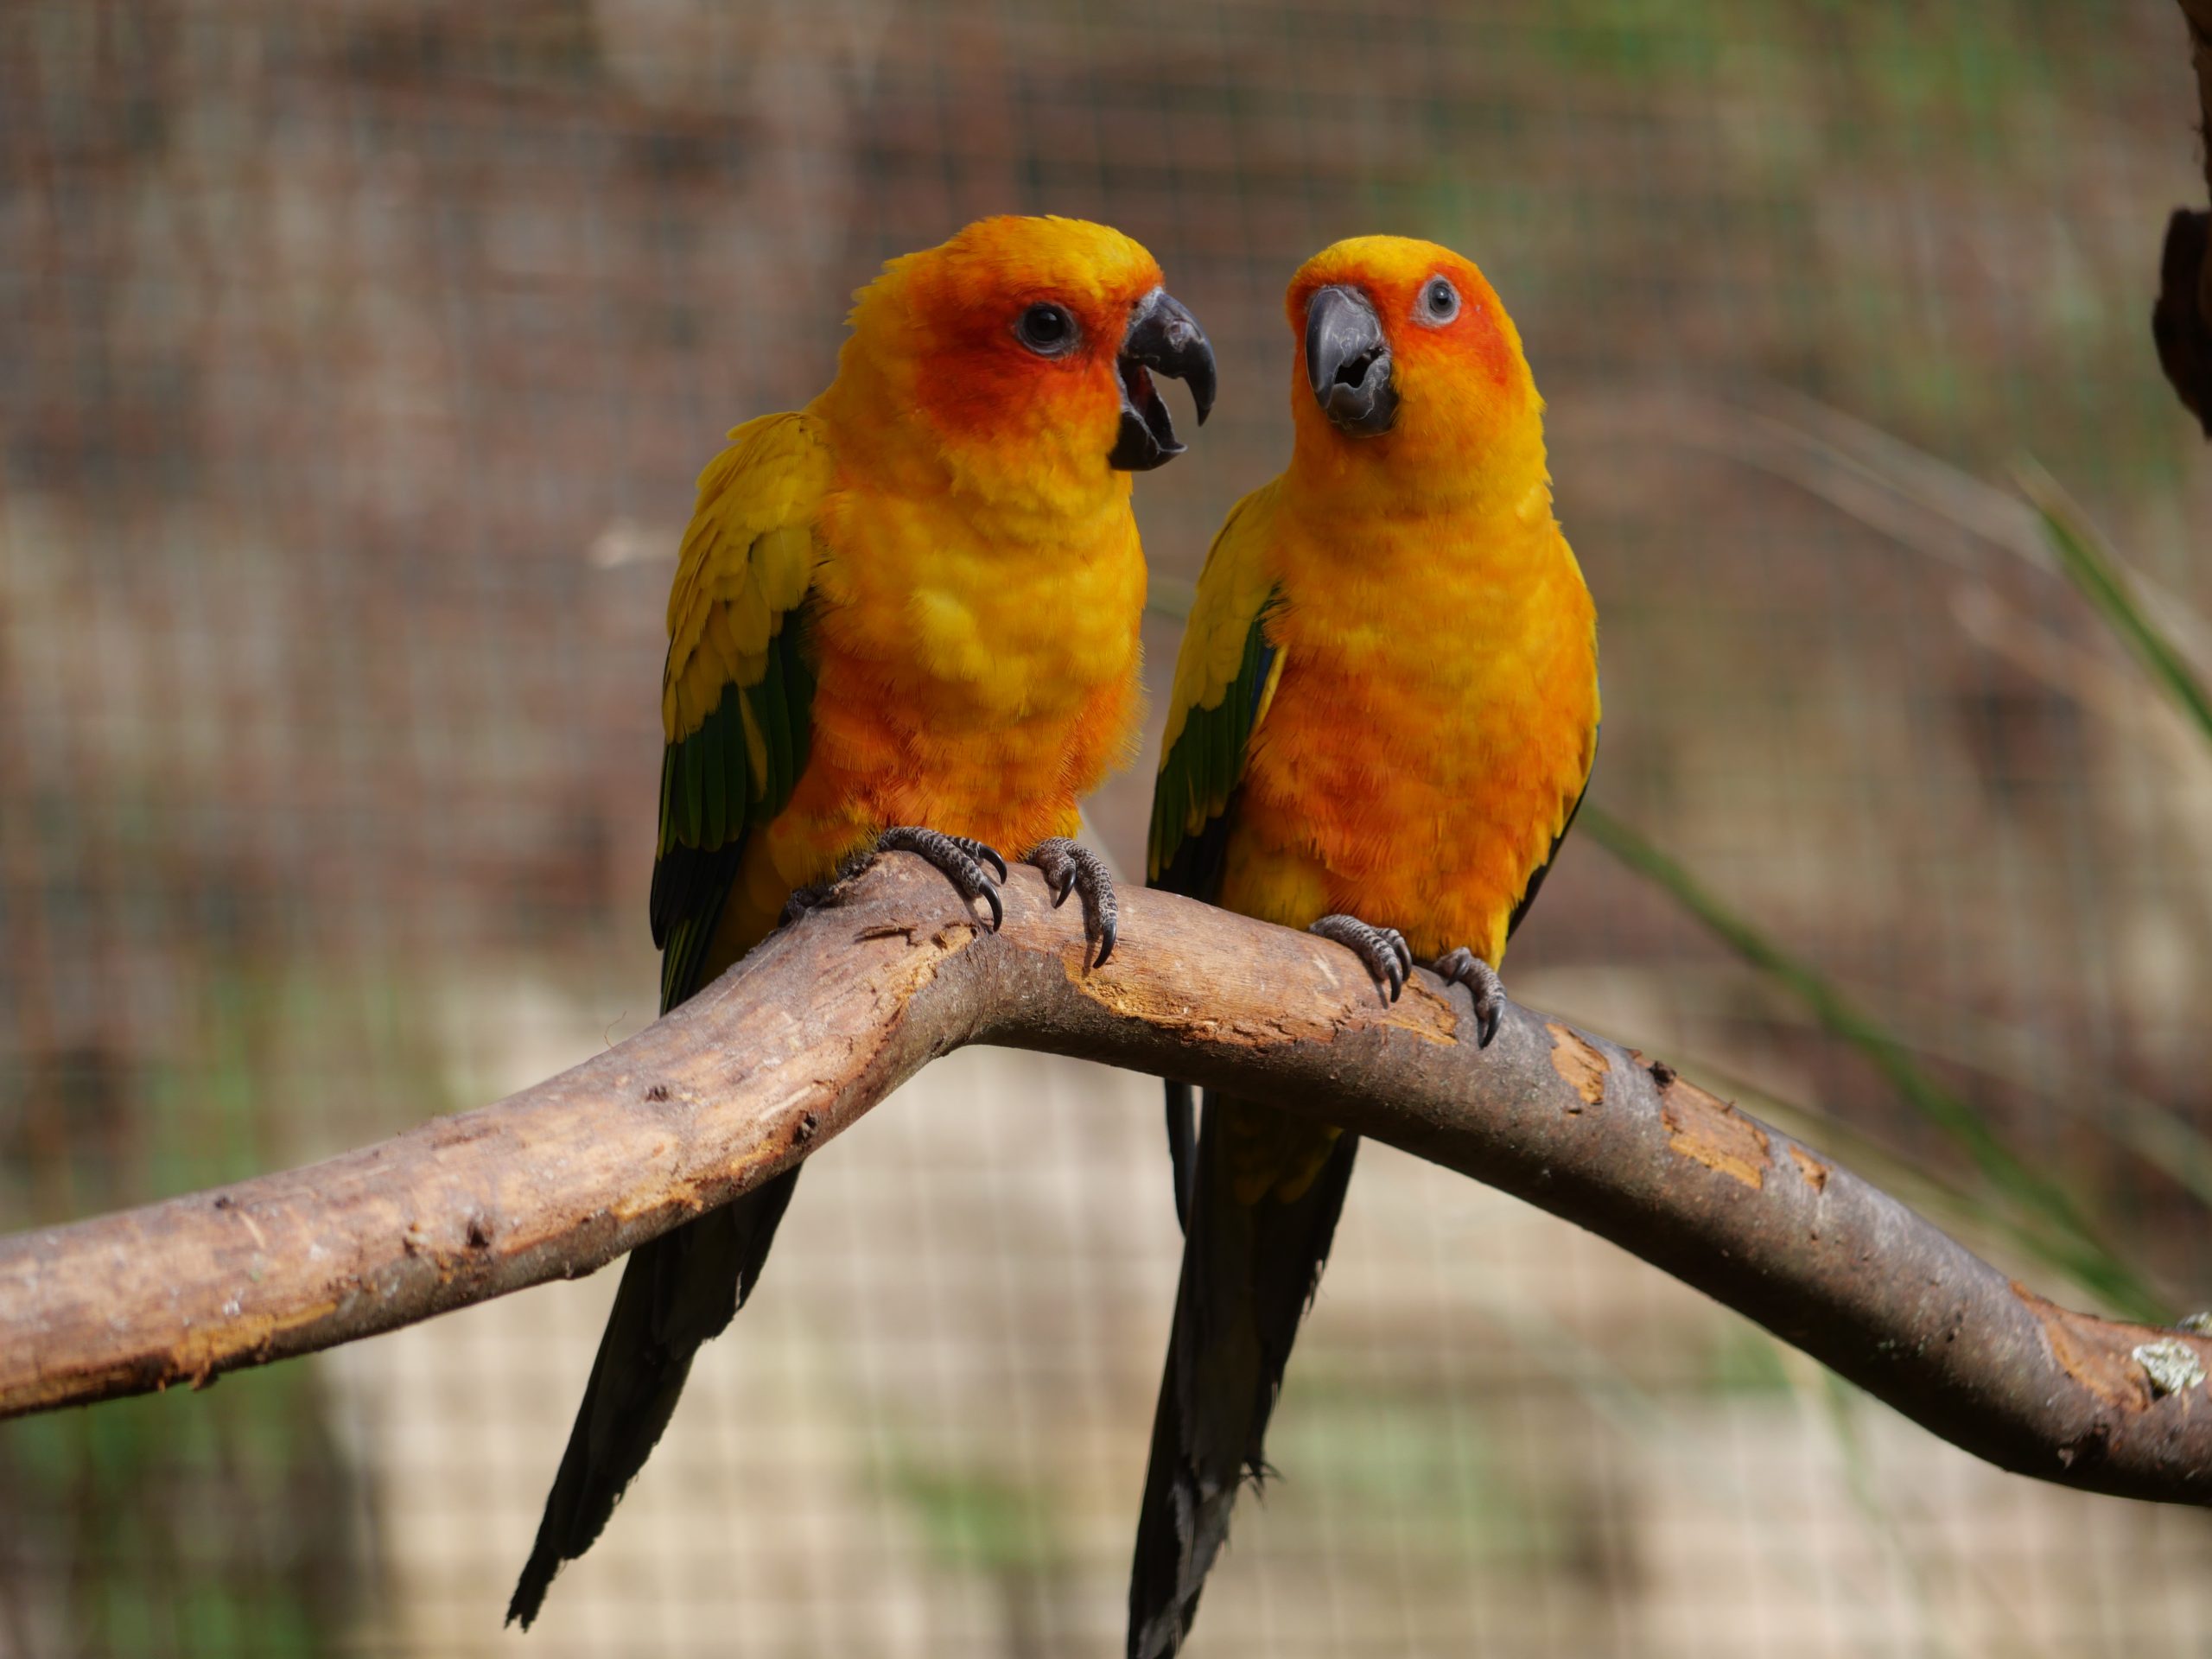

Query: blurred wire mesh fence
left=5, top=2, right=2212, bottom=1654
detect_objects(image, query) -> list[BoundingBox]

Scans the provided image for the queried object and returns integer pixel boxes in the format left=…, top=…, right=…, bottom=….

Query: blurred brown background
left=5, top=2, right=2212, bottom=1655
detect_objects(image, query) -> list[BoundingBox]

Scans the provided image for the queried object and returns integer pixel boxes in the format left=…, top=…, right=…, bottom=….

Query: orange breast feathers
left=1223, top=512, right=1597, bottom=965
left=783, top=480, right=1147, bottom=867
left=694, top=465, right=1150, bottom=988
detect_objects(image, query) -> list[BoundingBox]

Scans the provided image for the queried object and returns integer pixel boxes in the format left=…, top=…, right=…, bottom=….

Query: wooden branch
left=3, top=855, right=2209, bottom=1505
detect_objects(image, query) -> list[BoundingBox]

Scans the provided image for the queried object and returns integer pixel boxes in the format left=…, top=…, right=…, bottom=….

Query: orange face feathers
left=827, top=216, right=1213, bottom=504
left=1284, top=235, right=1543, bottom=505
left=899, top=218, right=1160, bottom=446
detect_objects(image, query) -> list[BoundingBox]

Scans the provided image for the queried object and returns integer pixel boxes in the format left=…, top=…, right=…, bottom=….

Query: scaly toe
left=779, top=882, right=835, bottom=928
left=876, top=825, right=1007, bottom=931
left=1433, top=946, right=1507, bottom=1048
left=1311, top=913, right=1412, bottom=1004
left=1027, top=836, right=1119, bottom=967
left=944, top=834, right=1008, bottom=882
left=1028, top=838, right=1077, bottom=903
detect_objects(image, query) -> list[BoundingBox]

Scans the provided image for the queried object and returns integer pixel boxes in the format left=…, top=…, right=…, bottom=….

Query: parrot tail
left=506, top=1168, right=801, bottom=1630
left=1165, top=1079, right=1196, bottom=1233
left=1127, top=1095, right=1359, bottom=1659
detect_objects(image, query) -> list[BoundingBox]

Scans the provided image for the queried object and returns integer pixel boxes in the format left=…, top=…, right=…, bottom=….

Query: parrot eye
left=1416, top=276, right=1461, bottom=327
left=1015, top=302, right=1079, bottom=357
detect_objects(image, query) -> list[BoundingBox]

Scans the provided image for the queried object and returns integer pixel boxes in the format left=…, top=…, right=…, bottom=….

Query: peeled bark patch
left=2015, top=1283, right=2165, bottom=1410
left=1661, top=1077, right=1768, bottom=1188
left=1546, top=1023, right=1609, bottom=1107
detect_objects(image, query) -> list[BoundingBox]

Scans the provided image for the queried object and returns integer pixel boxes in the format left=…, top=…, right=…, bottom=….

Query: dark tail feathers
left=1128, top=1096, right=1358, bottom=1659
left=1166, top=1080, right=1196, bottom=1232
left=507, top=1167, right=800, bottom=1629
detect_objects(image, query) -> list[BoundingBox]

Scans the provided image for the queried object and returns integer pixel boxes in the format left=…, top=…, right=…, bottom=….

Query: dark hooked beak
left=1109, top=288, right=1217, bottom=471
left=1305, top=284, right=1397, bottom=437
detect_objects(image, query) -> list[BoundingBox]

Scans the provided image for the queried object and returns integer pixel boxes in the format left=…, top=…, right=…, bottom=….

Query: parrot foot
left=875, top=826, right=1008, bottom=931
left=1027, top=837, right=1119, bottom=968
left=1310, top=913, right=1413, bottom=1005
left=1432, top=947, right=1506, bottom=1048
left=779, top=881, right=836, bottom=928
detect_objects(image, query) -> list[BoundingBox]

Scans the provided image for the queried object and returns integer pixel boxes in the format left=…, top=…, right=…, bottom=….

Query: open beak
left=1305, top=285, right=1397, bottom=437
left=1109, top=288, right=1217, bottom=471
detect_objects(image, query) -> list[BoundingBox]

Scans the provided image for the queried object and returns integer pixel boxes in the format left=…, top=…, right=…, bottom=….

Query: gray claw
left=1433, top=946, right=1506, bottom=1047
left=1311, top=914, right=1412, bottom=1006
left=876, top=825, right=1007, bottom=931
left=948, top=835, right=1008, bottom=883
left=779, top=882, right=835, bottom=928
left=1027, top=836, right=1120, bottom=968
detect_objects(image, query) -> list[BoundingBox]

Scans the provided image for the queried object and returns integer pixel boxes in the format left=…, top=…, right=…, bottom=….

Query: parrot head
left=836, top=216, right=1216, bottom=501
left=1285, top=235, right=1542, bottom=496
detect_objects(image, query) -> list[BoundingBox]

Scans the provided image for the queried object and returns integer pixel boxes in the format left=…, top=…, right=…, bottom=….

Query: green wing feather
left=1148, top=594, right=1279, bottom=901
left=649, top=414, right=830, bottom=1014
left=1147, top=486, right=1284, bottom=902
left=651, top=619, right=816, bottom=1010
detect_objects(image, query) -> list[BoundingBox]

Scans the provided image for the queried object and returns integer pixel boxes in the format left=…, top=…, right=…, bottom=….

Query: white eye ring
left=1415, top=276, right=1461, bottom=327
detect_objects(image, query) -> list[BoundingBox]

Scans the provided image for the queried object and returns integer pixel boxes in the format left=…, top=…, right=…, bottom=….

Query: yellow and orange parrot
left=508, top=216, right=1215, bottom=1629
left=1130, top=236, right=1598, bottom=1656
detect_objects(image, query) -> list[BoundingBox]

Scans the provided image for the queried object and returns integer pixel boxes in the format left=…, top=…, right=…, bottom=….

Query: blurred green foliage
left=1582, top=800, right=2165, bottom=1319
left=0, top=1365, right=356, bottom=1658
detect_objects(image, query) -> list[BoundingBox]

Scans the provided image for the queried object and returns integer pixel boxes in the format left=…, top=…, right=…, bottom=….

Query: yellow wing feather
left=651, top=411, right=833, bottom=1009
left=662, top=412, right=832, bottom=746
left=1157, top=481, right=1281, bottom=760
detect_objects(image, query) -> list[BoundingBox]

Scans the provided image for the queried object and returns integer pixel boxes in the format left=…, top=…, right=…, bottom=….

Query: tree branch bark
left=2, top=855, right=2208, bottom=1503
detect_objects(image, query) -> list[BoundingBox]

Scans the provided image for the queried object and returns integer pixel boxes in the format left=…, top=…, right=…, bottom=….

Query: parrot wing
left=1145, top=484, right=1284, bottom=1230
left=651, top=410, right=830, bottom=1014
left=509, top=411, right=830, bottom=1631
left=1147, top=483, right=1284, bottom=906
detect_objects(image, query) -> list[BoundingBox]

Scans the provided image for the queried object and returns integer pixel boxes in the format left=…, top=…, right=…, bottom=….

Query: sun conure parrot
left=1128, top=235, right=1599, bottom=1657
left=507, top=215, right=1216, bottom=1630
